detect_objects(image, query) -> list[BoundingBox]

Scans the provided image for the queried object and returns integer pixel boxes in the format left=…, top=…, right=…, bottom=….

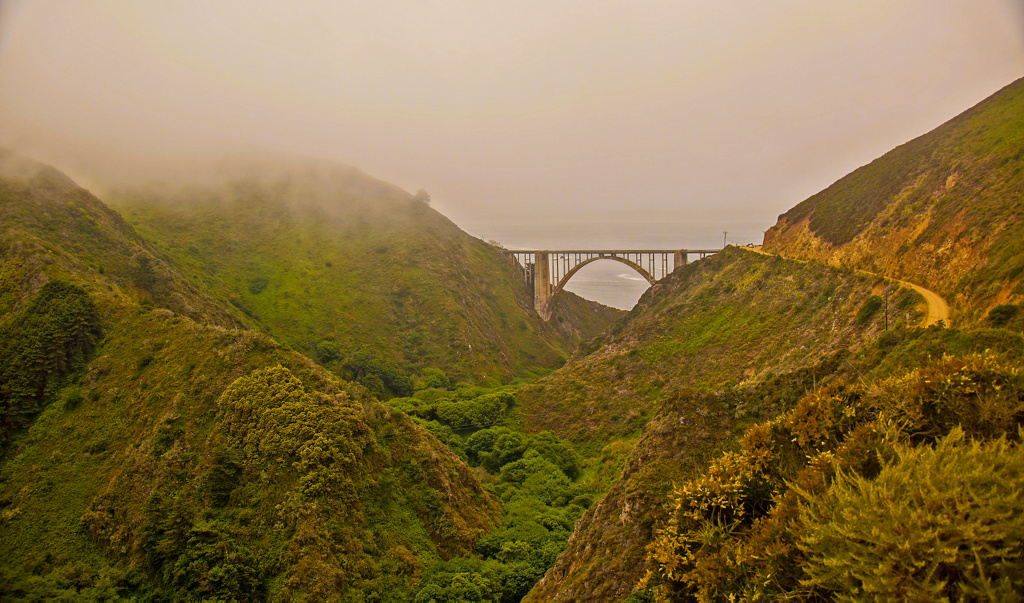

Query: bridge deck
left=503, top=248, right=723, bottom=320
left=505, top=249, right=721, bottom=254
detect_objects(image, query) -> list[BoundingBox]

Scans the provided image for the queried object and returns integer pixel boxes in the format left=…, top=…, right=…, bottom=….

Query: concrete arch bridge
left=506, top=249, right=720, bottom=320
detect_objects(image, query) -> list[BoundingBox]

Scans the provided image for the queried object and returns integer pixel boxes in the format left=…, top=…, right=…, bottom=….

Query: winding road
left=890, top=278, right=950, bottom=327
left=744, top=246, right=950, bottom=327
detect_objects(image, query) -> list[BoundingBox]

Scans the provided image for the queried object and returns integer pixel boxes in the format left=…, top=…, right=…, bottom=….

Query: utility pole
left=884, top=285, right=889, bottom=331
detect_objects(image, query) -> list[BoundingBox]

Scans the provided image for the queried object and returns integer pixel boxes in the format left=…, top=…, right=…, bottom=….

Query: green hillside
left=0, top=154, right=507, bottom=600
left=5, top=72, right=1024, bottom=601
left=103, top=160, right=620, bottom=388
left=765, top=77, right=1024, bottom=323
left=0, top=150, right=247, bottom=330
left=522, top=249, right=1024, bottom=601
left=518, top=248, right=922, bottom=458
left=519, top=248, right=932, bottom=601
left=523, top=76, right=1024, bottom=601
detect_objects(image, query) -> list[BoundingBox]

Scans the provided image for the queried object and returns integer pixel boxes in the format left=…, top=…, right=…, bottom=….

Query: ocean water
left=458, top=217, right=768, bottom=310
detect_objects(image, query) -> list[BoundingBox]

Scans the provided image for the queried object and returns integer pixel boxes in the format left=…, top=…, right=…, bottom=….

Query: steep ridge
left=103, top=159, right=620, bottom=387
left=522, top=248, right=928, bottom=601
left=765, top=77, right=1024, bottom=324
left=518, top=248, right=922, bottom=456
left=0, top=150, right=246, bottom=329
left=0, top=154, right=502, bottom=600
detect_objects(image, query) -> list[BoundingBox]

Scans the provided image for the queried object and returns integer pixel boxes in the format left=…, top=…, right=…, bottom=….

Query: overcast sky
left=1, top=1, right=1023, bottom=250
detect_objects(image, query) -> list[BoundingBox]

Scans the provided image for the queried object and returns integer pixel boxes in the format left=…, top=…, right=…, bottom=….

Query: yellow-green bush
left=641, top=353, right=1024, bottom=601
left=785, top=382, right=865, bottom=454
left=435, top=391, right=513, bottom=428
left=799, top=428, right=1024, bottom=600
left=876, top=353, right=1024, bottom=443
left=218, top=365, right=373, bottom=500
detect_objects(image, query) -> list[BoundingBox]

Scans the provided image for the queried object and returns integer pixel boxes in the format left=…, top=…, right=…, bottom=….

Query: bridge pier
left=534, top=252, right=553, bottom=321
left=674, top=250, right=688, bottom=269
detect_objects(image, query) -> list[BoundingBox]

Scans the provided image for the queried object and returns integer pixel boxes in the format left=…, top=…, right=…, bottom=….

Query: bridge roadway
left=505, top=249, right=721, bottom=320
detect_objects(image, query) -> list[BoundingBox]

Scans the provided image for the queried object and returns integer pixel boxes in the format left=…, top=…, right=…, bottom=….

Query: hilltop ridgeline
left=103, top=159, right=620, bottom=387
left=765, top=77, right=1024, bottom=324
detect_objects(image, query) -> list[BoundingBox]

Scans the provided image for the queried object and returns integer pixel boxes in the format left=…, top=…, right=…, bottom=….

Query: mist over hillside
left=96, top=154, right=620, bottom=386
left=0, top=153, right=512, bottom=600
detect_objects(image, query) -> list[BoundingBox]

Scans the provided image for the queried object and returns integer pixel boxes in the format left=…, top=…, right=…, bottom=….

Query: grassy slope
left=2, top=309, right=500, bottom=597
left=0, top=154, right=501, bottom=599
left=521, top=248, right=928, bottom=601
left=0, top=150, right=247, bottom=329
left=764, top=77, right=1024, bottom=323
left=104, top=162, right=620, bottom=385
left=518, top=248, right=921, bottom=456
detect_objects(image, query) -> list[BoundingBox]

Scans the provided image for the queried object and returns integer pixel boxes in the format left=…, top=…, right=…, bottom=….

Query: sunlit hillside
left=766, top=77, right=1024, bottom=324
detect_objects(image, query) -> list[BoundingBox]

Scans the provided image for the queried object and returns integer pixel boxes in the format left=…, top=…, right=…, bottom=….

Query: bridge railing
left=503, top=248, right=721, bottom=320
left=505, top=249, right=721, bottom=287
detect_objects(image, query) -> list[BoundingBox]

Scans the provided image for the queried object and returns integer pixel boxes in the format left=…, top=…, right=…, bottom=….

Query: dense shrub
left=203, top=447, right=242, bottom=506
left=641, top=353, right=1024, bottom=600
left=436, top=391, right=513, bottom=428
left=120, top=366, right=379, bottom=600
left=419, top=420, right=467, bottom=460
left=414, top=422, right=588, bottom=602
left=855, top=294, right=883, bottom=323
left=414, top=557, right=504, bottom=603
left=799, top=429, right=1024, bottom=600
left=877, top=352, right=1024, bottom=442
left=413, top=387, right=454, bottom=405
left=0, top=561, right=137, bottom=600
left=987, top=303, right=1019, bottom=327
left=342, top=352, right=413, bottom=398
left=359, top=372, right=387, bottom=399
left=169, top=520, right=265, bottom=600
left=315, top=339, right=341, bottom=364
left=218, top=365, right=373, bottom=499
left=0, top=280, right=102, bottom=445
left=523, top=430, right=582, bottom=479
left=469, top=427, right=526, bottom=473
left=417, top=368, right=454, bottom=391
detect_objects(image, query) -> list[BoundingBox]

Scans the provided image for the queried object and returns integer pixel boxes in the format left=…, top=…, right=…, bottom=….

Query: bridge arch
left=506, top=248, right=720, bottom=320
left=550, top=255, right=655, bottom=298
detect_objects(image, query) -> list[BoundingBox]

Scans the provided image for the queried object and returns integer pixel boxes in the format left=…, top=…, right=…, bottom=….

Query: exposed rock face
left=765, top=78, right=1024, bottom=323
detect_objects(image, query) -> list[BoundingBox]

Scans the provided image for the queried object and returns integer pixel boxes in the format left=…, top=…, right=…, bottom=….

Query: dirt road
left=891, top=278, right=950, bottom=327
left=744, top=246, right=950, bottom=327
